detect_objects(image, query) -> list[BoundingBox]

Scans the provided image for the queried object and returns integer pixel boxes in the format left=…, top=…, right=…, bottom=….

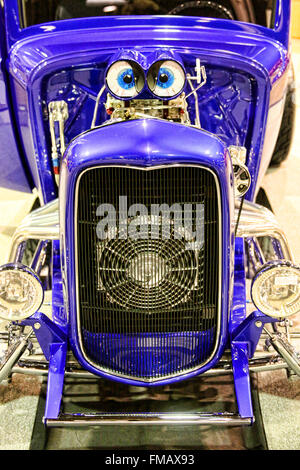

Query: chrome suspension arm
left=0, top=329, right=34, bottom=383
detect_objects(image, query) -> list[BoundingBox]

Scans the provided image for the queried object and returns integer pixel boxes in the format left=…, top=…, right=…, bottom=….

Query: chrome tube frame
left=8, top=199, right=59, bottom=263
left=7, top=198, right=293, bottom=266
left=235, top=199, right=293, bottom=261
left=45, top=412, right=253, bottom=427
left=6, top=348, right=296, bottom=378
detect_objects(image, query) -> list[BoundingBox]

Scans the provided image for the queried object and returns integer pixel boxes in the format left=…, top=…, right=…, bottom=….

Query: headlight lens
left=0, top=263, right=44, bottom=321
left=251, top=261, right=300, bottom=318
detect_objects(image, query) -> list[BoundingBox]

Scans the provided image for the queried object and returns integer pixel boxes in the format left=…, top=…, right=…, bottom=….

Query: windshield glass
left=20, top=0, right=277, bottom=29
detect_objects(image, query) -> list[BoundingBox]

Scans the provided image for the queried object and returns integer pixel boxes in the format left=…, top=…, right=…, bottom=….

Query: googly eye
left=106, top=60, right=145, bottom=98
left=117, top=68, right=135, bottom=90
left=147, top=60, right=186, bottom=98
left=156, top=67, right=175, bottom=89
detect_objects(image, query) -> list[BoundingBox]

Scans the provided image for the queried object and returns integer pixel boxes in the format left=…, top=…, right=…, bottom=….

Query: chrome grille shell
left=74, top=164, right=223, bottom=383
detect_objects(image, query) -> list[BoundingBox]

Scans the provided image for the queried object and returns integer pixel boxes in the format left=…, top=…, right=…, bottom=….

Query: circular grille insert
left=97, top=216, right=201, bottom=310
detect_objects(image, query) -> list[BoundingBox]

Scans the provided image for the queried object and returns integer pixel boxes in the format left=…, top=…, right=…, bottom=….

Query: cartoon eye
left=106, top=60, right=145, bottom=98
left=147, top=60, right=186, bottom=98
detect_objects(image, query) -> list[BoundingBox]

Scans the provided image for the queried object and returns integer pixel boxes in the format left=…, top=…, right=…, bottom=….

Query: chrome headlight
left=251, top=261, right=300, bottom=318
left=0, top=263, right=44, bottom=321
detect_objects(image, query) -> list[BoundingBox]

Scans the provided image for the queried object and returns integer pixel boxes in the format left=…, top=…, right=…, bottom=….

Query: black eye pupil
left=159, top=73, right=169, bottom=83
left=123, top=74, right=133, bottom=84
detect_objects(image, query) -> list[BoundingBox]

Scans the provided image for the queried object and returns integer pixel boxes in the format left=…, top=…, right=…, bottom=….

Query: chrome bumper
left=44, top=412, right=253, bottom=427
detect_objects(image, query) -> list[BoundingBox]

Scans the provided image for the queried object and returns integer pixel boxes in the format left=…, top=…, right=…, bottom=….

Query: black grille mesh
left=76, top=166, right=220, bottom=380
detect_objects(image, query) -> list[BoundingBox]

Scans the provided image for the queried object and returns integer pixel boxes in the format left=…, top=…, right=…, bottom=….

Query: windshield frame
left=4, top=0, right=290, bottom=51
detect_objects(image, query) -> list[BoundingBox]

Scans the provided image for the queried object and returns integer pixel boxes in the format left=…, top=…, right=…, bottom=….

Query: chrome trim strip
left=45, top=412, right=252, bottom=427
left=73, top=164, right=224, bottom=383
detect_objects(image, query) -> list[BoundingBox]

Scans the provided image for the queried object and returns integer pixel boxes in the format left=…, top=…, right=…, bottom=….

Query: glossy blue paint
left=83, top=330, right=216, bottom=379
left=233, top=311, right=278, bottom=358
left=44, top=342, right=67, bottom=420
left=0, top=0, right=293, bottom=420
left=60, top=118, right=234, bottom=386
left=231, top=342, right=253, bottom=419
left=2, top=3, right=290, bottom=201
left=19, top=310, right=67, bottom=419
left=21, top=312, right=67, bottom=360
left=230, top=240, right=278, bottom=358
left=52, top=240, right=67, bottom=327
left=20, top=311, right=67, bottom=420
left=0, top=6, right=32, bottom=193
left=230, top=237, right=253, bottom=419
left=229, top=238, right=278, bottom=419
left=17, top=232, right=281, bottom=420
left=230, top=237, right=247, bottom=332
left=4, top=1, right=291, bottom=50
left=46, top=58, right=257, bottom=154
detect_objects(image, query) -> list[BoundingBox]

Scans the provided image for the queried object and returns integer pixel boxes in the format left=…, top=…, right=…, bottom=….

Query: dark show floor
left=29, top=374, right=267, bottom=450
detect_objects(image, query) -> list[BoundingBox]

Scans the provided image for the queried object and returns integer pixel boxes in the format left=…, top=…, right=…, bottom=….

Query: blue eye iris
left=157, top=68, right=175, bottom=89
left=117, top=68, right=135, bottom=90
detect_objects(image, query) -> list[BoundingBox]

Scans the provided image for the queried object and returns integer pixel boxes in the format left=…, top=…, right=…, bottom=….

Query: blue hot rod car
left=0, top=0, right=299, bottom=429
